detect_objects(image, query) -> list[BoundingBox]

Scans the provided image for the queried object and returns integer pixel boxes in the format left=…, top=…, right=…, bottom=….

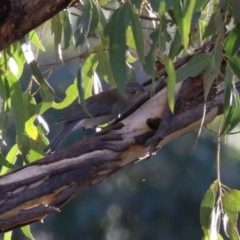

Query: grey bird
left=43, top=82, right=147, bottom=153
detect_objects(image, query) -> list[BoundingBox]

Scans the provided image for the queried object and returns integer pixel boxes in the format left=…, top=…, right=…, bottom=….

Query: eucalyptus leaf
left=77, top=68, right=92, bottom=118
left=230, top=0, right=240, bottom=23
left=164, top=55, right=176, bottom=112
left=104, top=2, right=131, bottom=94
left=200, top=189, right=215, bottom=235
left=0, top=144, right=18, bottom=175
left=181, top=0, right=196, bottom=52
left=7, top=74, right=25, bottom=147
left=52, top=78, right=79, bottom=109
left=130, top=9, right=145, bottom=63
left=203, top=40, right=222, bottom=100
left=51, top=13, right=63, bottom=60
left=224, top=23, right=240, bottom=56
left=82, top=52, right=98, bottom=98
left=176, top=53, right=211, bottom=82
left=62, top=10, right=72, bottom=50
left=97, top=45, right=116, bottom=86
left=21, top=225, right=34, bottom=240
left=75, top=1, right=92, bottom=46
left=29, top=30, right=45, bottom=51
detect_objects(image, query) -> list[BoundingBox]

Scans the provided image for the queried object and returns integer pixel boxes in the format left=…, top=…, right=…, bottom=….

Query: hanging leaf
left=0, top=144, right=18, bottom=175
left=97, top=45, right=116, bottom=86
left=203, top=40, right=222, bottom=100
left=62, top=10, right=72, bottom=50
left=224, top=23, right=240, bottom=57
left=7, top=73, right=25, bottom=147
left=222, top=192, right=240, bottom=239
left=230, top=0, right=240, bottom=23
left=229, top=190, right=240, bottom=212
left=29, top=30, right=45, bottom=51
left=169, top=29, right=182, bottom=60
left=88, top=0, right=99, bottom=37
left=75, top=0, right=92, bottom=46
left=181, top=0, right=196, bottom=52
left=200, top=189, right=215, bottom=237
left=164, top=55, right=176, bottom=112
left=21, top=225, right=34, bottom=240
left=52, top=78, right=79, bottom=109
left=104, top=2, right=131, bottom=94
left=77, top=68, right=92, bottom=118
left=82, top=51, right=98, bottom=98
left=51, top=13, right=63, bottom=60
left=200, top=181, right=219, bottom=238
left=130, top=8, right=145, bottom=64
left=228, top=56, right=240, bottom=80
left=176, top=53, right=211, bottom=82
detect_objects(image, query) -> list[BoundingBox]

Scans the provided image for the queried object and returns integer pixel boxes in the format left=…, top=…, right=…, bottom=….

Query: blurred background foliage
left=1, top=0, right=240, bottom=239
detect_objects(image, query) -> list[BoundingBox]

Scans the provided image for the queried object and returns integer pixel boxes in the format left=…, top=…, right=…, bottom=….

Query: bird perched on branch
left=43, top=82, right=147, bottom=153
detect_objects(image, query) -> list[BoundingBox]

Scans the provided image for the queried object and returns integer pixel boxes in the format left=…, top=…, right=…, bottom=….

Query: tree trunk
left=0, top=0, right=74, bottom=51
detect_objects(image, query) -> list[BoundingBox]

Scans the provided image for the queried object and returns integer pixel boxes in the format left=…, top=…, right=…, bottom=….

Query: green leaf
left=228, top=56, right=240, bottom=80
left=7, top=73, right=25, bottom=147
left=130, top=9, right=145, bottom=64
left=52, top=78, right=78, bottom=109
left=143, top=29, right=160, bottom=75
left=29, top=61, right=54, bottom=95
left=230, top=0, right=240, bottom=23
left=62, top=10, right=72, bottom=50
left=158, top=16, right=171, bottom=53
left=88, top=0, right=99, bottom=37
left=182, top=0, right=196, bottom=52
left=223, top=192, right=239, bottom=239
left=223, top=192, right=238, bottom=221
left=202, top=9, right=218, bottom=40
left=51, top=13, right=63, bottom=60
left=82, top=51, right=98, bottom=98
left=29, top=60, right=55, bottom=114
left=29, top=30, right=45, bottom=51
left=104, top=2, right=131, bottom=94
left=224, top=23, right=240, bottom=56
left=3, top=231, right=12, bottom=240
left=164, top=55, right=176, bottom=112
left=21, top=225, right=34, bottom=240
left=0, top=152, right=16, bottom=170
left=0, top=144, right=18, bottom=175
left=203, top=40, right=222, bottom=100
left=75, top=1, right=92, bottom=46
left=221, top=94, right=240, bottom=134
left=176, top=53, right=211, bottom=82
left=77, top=68, right=92, bottom=117
left=97, top=45, right=116, bottom=87
left=200, top=189, right=215, bottom=236
left=229, top=190, right=240, bottom=212
left=169, top=29, right=182, bottom=60
left=194, top=0, right=208, bottom=12
left=223, top=81, right=233, bottom=118
left=214, top=11, right=225, bottom=41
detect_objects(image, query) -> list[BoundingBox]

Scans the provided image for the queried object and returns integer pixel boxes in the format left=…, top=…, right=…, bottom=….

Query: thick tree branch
left=0, top=74, right=231, bottom=232
left=0, top=0, right=75, bottom=51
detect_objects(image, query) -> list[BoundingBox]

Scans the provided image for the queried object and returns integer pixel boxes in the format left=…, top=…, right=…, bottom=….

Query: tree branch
left=0, top=74, right=230, bottom=232
left=0, top=0, right=76, bottom=51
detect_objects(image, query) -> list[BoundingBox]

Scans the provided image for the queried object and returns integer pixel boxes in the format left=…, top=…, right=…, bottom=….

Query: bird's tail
left=43, top=121, right=77, bottom=153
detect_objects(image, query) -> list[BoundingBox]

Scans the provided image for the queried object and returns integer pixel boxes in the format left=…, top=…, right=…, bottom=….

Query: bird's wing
left=58, top=102, right=113, bottom=123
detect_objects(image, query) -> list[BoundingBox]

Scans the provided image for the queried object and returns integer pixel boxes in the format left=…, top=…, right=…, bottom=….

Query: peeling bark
left=0, top=75, right=230, bottom=232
